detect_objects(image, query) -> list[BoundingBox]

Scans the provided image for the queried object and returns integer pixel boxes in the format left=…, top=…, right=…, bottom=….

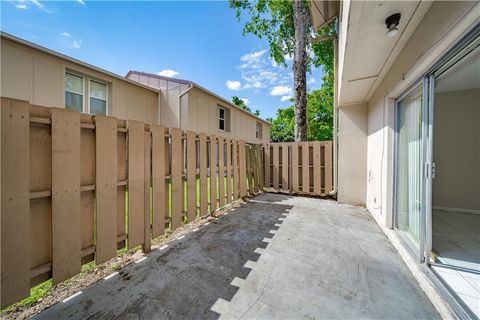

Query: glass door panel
left=396, top=83, right=425, bottom=253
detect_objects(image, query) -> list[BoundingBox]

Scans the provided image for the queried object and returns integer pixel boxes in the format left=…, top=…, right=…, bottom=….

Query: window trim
left=87, top=79, right=108, bottom=115
left=218, top=106, right=226, bottom=131
left=65, top=69, right=109, bottom=116
left=256, top=122, right=262, bottom=139
left=65, top=72, right=84, bottom=112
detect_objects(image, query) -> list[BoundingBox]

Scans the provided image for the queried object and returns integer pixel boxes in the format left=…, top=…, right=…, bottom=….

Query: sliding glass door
left=395, top=81, right=427, bottom=259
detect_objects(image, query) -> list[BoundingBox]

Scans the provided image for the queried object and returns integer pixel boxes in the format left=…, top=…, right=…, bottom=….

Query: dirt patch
left=0, top=198, right=248, bottom=320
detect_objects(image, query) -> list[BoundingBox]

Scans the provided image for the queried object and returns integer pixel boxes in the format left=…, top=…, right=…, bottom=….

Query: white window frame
left=87, top=79, right=108, bottom=115
left=256, top=122, right=262, bottom=139
left=65, top=72, right=84, bottom=112
left=218, top=106, right=226, bottom=131
left=65, top=70, right=109, bottom=116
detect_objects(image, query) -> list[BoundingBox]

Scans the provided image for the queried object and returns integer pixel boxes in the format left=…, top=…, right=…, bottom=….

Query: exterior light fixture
left=385, top=13, right=401, bottom=38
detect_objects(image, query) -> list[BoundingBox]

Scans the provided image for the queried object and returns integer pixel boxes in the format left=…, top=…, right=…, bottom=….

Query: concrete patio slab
left=35, top=193, right=440, bottom=319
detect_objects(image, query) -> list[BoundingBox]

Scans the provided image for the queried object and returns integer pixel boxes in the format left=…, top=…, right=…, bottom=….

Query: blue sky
left=1, top=0, right=324, bottom=119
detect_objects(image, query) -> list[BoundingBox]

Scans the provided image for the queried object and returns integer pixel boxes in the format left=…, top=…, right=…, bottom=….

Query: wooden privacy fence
left=263, top=142, right=333, bottom=196
left=0, top=98, right=264, bottom=308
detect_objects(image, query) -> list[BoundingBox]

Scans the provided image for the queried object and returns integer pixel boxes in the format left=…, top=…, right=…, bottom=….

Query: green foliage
left=231, top=95, right=251, bottom=112
left=229, top=0, right=295, bottom=66
left=230, top=0, right=336, bottom=142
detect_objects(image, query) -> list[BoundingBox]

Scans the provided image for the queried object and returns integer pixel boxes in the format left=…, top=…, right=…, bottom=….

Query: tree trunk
left=292, top=0, right=309, bottom=141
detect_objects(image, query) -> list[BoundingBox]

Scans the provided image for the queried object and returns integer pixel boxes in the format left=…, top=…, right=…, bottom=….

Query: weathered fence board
left=186, top=131, right=196, bottom=222
left=226, top=138, right=232, bottom=204
left=1, top=98, right=30, bottom=308
left=218, top=137, right=225, bottom=207
left=239, top=141, right=247, bottom=197
left=199, top=133, right=208, bottom=215
left=151, top=125, right=166, bottom=238
left=143, top=130, right=151, bottom=252
left=127, top=120, right=145, bottom=248
left=209, top=134, right=217, bottom=213
left=170, top=128, right=183, bottom=230
left=95, top=116, right=118, bottom=264
left=51, top=108, right=81, bottom=284
left=233, top=140, right=239, bottom=200
left=313, top=143, right=322, bottom=195
left=281, top=144, right=289, bottom=192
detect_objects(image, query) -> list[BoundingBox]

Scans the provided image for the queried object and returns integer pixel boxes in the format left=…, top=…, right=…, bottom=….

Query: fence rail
left=1, top=98, right=332, bottom=308
left=263, top=141, right=333, bottom=196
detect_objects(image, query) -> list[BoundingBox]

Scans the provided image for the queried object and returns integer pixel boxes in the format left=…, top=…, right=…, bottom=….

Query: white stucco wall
left=338, top=103, right=368, bottom=205
left=364, top=1, right=479, bottom=229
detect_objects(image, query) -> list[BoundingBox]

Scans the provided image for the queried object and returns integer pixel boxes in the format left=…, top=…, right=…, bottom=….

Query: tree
left=230, top=0, right=310, bottom=141
left=231, top=95, right=251, bottom=112
left=254, top=109, right=260, bottom=116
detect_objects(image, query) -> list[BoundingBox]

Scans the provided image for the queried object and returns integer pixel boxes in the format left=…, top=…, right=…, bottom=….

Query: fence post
left=170, top=128, right=183, bottom=230
left=151, top=125, right=166, bottom=238
left=239, top=141, right=247, bottom=198
left=209, top=134, right=217, bottom=213
left=199, top=133, right=208, bottom=215
left=186, top=131, right=197, bottom=222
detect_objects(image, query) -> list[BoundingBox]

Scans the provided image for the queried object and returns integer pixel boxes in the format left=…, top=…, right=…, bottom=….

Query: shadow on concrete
left=35, top=194, right=294, bottom=320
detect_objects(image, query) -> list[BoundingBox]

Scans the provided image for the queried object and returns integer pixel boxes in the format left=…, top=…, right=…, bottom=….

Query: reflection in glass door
left=395, top=82, right=425, bottom=256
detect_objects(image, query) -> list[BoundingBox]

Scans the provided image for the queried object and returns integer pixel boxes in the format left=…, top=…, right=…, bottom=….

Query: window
left=65, top=71, right=108, bottom=115
left=256, top=122, right=262, bottom=139
left=219, top=107, right=225, bottom=130
left=89, top=80, right=107, bottom=115
left=218, top=105, right=230, bottom=132
left=65, top=73, right=83, bottom=112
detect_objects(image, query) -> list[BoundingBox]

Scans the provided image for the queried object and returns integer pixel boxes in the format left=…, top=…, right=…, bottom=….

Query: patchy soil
left=0, top=198, right=247, bottom=320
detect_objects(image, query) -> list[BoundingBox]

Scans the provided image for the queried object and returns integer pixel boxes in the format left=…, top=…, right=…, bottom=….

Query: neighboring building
left=0, top=32, right=159, bottom=123
left=311, top=0, right=479, bottom=318
left=0, top=32, right=270, bottom=144
left=126, top=71, right=270, bottom=143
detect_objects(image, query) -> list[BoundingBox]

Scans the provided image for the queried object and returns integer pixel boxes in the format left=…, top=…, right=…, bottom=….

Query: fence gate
left=263, top=141, right=333, bottom=196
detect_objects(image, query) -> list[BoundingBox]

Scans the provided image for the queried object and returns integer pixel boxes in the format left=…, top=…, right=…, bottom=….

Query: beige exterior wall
left=0, top=37, right=159, bottom=124
left=362, top=1, right=479, bottom=229
left=337, top=103, right=367, bottom=205
left=127, top=73, right=271, bottom=143
left=432, top=89, right=480, bottom=211
left=186, top=87, right=270, bottom=144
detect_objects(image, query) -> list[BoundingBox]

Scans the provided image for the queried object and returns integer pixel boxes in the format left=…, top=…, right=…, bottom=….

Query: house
left=0, top=32, right=270, bottom=144
left=310, top=0, right=479, bottom=317
left=127, top=71, right=270, bottom=143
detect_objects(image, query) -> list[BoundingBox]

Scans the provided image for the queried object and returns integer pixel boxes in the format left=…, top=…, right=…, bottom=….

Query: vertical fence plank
left=272, top=144, right=279, bottom=189
left=95, top=116, right=118, bottom=264
left=252, top=146, right=259, bottom=193
left=170, top=128, right=183, bottom=230
left=263, top=144, right=270, bottom=189
left=1, top=98, right=30, bottom=307
left=51, top=108, right=81, bottom=284
left=143, top=129, right=151, bottom=252
left=313, top=142, right=322, bottom=196
left=246, top=145, right=254, bottom=196
left=218, top=137, right=225, bottom=207
left=226, top=139, right=232, bottom=203
left=232, top=140, right=239, bottom=200
left=209, top=135, right=217, bottom=213
left=258, top=146, right=264, bottom=191
left=239, top=141, right=247, bottom=197
left=325, top=141, right=333, bottom=194
left=151, top=125, right=165, bottom=238
left=117, top=124, right=127, bottom=249
left=281, top=144, right=289, bottom=192
left=302, top=142, right=310, bottom=193
left=127, top=120, right=145, bottom=248
left=199, top=133, right=208, bottom=215
left=291, top=143, right=299, bottom=193
left=186, top=131, right=196, bottom=222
